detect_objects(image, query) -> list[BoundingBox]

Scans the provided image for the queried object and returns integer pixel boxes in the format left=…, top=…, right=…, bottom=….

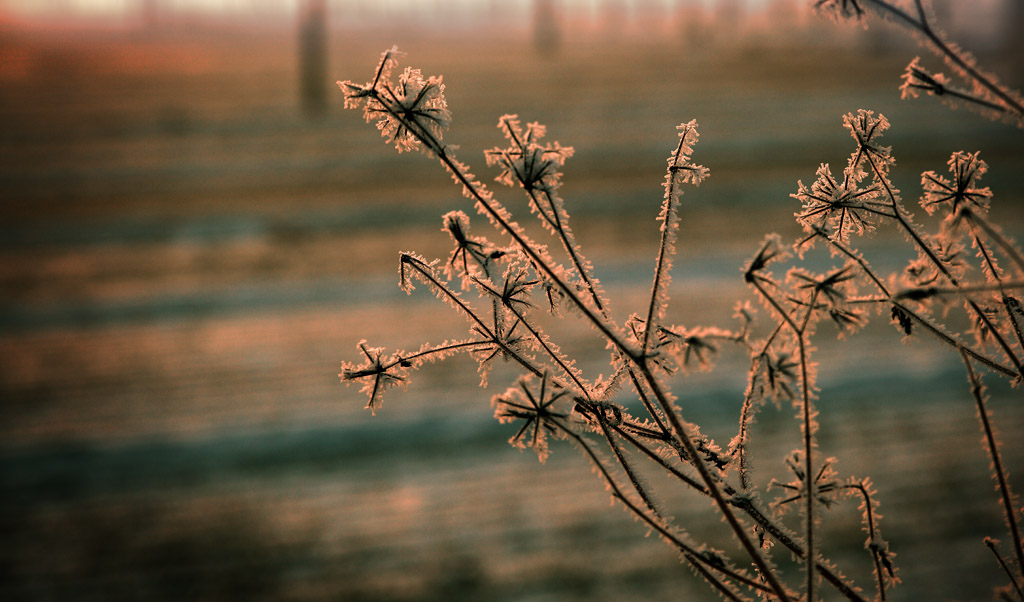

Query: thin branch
left=862, top=0, right=1024, bottom=118
left=842, top=482, right=889, bottom=601
left=556, top=421, right=769, bottom=600
left=636, top=364, right=794, bottom=602
left=961, top=351, right=1024, bottom=578
left=864, top=153, right=1023, bottom=378
left=985, top=538, right=1024, bottom=601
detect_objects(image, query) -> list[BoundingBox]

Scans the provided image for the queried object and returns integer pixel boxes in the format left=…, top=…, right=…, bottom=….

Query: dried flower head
left=442, top=211, right=503, bottom=287
left=920, top=151, right=992, bottom=218
left=485, top=114, right=574, bottom=193
left=899, top=57, right=953, bottom=102
left=340, top=340, right=410, bottom=414
left=843, top=110, right=893, bottom=179
left=813, top=0, right=865, bottom=21
left=793, top=163, right=885, bottom=244
left=492, top=372, right=570, bottom=462
left=337, top=46, right=451, bottom=154
left=771, top=453, right=842, bottom=510
left=744, top=233, right=790, bottom=286
left=665, top=120, right=710, bottom=188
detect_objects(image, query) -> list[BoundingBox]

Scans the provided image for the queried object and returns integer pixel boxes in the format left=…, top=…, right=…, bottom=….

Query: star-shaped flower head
left=485, top=114, right=573, bottom=192
left=899, top=57, right=954, bottom=102
left=793, top=163, right=885, bottom=244
left=920, top=151, right=992, bottom=222
left=337, top=46, right=451, bottom=154
left=843, top=110, right=894, bottom=181
left=492, top=372, right=570, bottom=462
left=340, top=340, right=410, bottom=414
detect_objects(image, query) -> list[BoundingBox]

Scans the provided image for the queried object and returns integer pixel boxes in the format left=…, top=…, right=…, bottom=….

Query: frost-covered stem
left=750, top=278, right=818, bottom=600
left=501, top=301, right=590, bottom=396
left=730, top=496, right=871, bottom=602
left=625, top=367, right=674, bottom=443
left=902, top=301, right=1016, bottom=377
left=383, top=340, right=492, bottom=371
left=736, top=384, right=758, bottom=492
left=957, top=294, right=1018, bottom=377
left=737, top=323, right=786, bottom=491
left=897, top=280, right=1024, bottom=299
left=555, top=421, right=766, bottom=600
left=860, top=0, right=919, bottom=29
left=922, top=82, right=1012, bottom=113
left=967, top=225, right=1024, bottom=360
left=843, top=482, right=888, bottom=601
left=866, top=154, right=1024, bottom=378
left=985, top=538, right=1024, bottom=600
left=642, top=132, right=689, bottom=352
left=636, top=364, right=793, bottom=602
left=824, top=234, right=1018, bottom=378
left=964, top=208, right=1024, bottom=274
left=534, top=187, right=607, bottom=313
left=961, top=351, right=1024, bottom=577
left=610, top=421, right=708, bottom=493
left=590, top=407, right=662, bottom=517
left=798, top=332, right=817, bottom=601
left=402, top=255, right=543, bottom=378
left=861, top=0, right=1024, bottom=118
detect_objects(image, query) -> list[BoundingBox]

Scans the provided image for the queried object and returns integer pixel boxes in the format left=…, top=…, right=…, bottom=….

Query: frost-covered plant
left=336, top=24, right=1023, bottom=602
left=815, top=0, right=1024, bottom=126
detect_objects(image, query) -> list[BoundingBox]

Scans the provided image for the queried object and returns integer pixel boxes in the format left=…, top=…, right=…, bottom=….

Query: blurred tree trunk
left=299, top=0, right=328, bottom=117
left=141, top=0, right=159, bottom=31
left=533, top=0, right=561, bottom=57
left=1003, top=0, right=1024, bottom=87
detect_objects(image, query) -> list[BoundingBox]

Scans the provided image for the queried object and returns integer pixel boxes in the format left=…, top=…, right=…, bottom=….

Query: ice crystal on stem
left=336, top=43, right=1024, bottom=602
left=340, top=341, right=409, bottom=414
left=920, top=151, right=992, bottom=220
left=485, top=115, right=573, bottom=194
left=793, top=163, right=885, bottom=244
left=338, top=46, right=451, bottom=154
left=492, top=372, right=570, bottom=462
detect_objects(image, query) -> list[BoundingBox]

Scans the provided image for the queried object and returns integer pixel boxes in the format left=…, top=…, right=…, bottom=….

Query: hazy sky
left=3, top=0, right=773, bottom=19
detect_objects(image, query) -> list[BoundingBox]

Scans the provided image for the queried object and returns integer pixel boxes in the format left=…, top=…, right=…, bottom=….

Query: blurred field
left=2, top=9, right=1024, bottom=601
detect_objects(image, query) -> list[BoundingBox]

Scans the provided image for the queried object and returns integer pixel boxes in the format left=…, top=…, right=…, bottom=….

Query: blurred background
left=1, top=0, right=1023, bottom=600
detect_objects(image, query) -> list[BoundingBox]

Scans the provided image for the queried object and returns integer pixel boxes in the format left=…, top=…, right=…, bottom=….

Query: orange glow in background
left=1, top=1, right=1023, bottom=600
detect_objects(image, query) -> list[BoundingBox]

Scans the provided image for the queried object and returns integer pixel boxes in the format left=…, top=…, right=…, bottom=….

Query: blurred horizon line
left=0, top=0, right=1012, bottom=45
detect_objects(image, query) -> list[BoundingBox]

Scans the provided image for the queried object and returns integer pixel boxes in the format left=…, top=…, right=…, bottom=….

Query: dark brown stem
left=637, top=364, right=793, bottom=602
left=842, top=482, right=888, bottom=601
left=557, top=422, right=768, bottom=600
left=965, top=209, right=1024, bottom=274
left=643, top=129, right=690, bottom=352
left=824, top=235, right=1018, bottom=377
left=864, top=153, right=1023, bottom=379
left=961, top=352, right=1024, bottom=580
left=985, top=538, right=1024, bottom=600
left=501, top=301, right=590, bottom=396
left=594, top=410, right=662, bottom=517
left=383, top=339, right=492, bottom=371
left=861, top=0, right=1024, bottom=118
